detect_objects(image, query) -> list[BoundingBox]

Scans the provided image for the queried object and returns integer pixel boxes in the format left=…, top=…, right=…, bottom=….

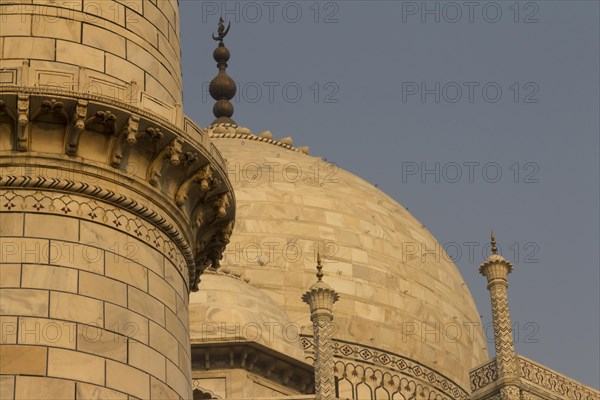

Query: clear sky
left=179, top=0, right=599, bottom=387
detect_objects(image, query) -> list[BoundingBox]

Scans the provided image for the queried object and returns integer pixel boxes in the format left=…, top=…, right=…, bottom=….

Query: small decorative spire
left=491, top=230, right=497, bottom=255
left=316, top=251, right=323, bottom=281
left=209, top=18, right=236, bottom=125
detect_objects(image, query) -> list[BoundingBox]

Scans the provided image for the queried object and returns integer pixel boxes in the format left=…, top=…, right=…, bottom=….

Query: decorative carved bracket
left=213, top=192, right=231, bottom=218
left=16, top=93, right=30, bottom=151
left=182, top=151, right=199, bottom=167
left=40, top=99, right=68, bottom=117
left=109, top=115, right=140, bottom=167
left=85, top=110, right=118, bottom=136
left=65, top=99, right=89, bottom=156
left=175, top=164, right=214, bottom=208
left=192, top=218, right=234, bottom=290
left=191, top=190, right=229, bottom=229
left=147, top=138, right=183, bottom=186
left=139, top=126, right=163, bottom=142
left=0, top=99, right=18, bottom=128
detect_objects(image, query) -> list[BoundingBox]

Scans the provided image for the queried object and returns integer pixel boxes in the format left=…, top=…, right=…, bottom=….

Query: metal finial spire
left=491, top=230, right=497, bottom=255
left=316, top=251, right=323, bottom=281
left=209, top=18, right=236, bottom=125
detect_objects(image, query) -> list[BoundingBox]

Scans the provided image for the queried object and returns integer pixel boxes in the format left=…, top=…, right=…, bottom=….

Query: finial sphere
left=213, top=46, right=230, bottom=63
left=213, top=100, right=234, bottom=119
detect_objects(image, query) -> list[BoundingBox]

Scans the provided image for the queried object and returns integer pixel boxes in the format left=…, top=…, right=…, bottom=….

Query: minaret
left=302, top=253, right=340, bottom=400
left=479, top=232, right=520, bottom=400
left=0, top=4, right=234, bottom=399
left=209, top=18, right=237, bottom=125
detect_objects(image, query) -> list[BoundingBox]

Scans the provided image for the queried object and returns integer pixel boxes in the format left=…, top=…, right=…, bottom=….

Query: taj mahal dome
left=0, top=2, right=598, bottom=400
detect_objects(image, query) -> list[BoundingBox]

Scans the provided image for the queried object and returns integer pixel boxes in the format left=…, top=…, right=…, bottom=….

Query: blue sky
left=180, top=1, right=599, bottom=387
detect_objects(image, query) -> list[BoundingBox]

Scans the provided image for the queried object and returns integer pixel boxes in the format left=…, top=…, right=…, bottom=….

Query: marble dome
left=206, top=129, right=489, bottom=389
left=189, top=268, right=306, bottom=361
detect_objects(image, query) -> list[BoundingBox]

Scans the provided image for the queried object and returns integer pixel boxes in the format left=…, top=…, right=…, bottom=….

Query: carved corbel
left=282, top=369, right=294, bottom=385
left=246, top=352, right=258, bottom=369
left=0, top=99, right=18, bottom=128
left=228, top=350, right=235, bottom=368
left=204, top=352, right=211, bottom=370
left=109, top=115, right=140, bottom=167
left=191, top=205, right=206, bottom=229
left=206, top=220, right=234, bottom=267
left=65, top=99, right=88, bottom=156
left=240, top=351, right=249, bottom=368
left=139, top=127, right=163, bottom=142
left=190, top=191, right=230, bottom=231
left=147, top=138, right=183, bottom=186
left=16, top=93, right=29, bottom=151
left=213, top=192, right=231, bottom=218
left=182, top=151, right=199, bottom=167
left=31, top=99, right=69, bottom=123
left=265, top=364, right=276, bottom=379
left=85, top=110, right=117, bottom=136
left=175, top=164, right=214, bottom=208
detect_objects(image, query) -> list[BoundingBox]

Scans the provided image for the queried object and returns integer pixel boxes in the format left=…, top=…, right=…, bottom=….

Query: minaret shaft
left=302, top=255, right=339, bottom=400
left=479, top=232, right=520, bottom=400
left=488, top=279, right=518, bottom=377
left=311, top=313, right=336, bottom=399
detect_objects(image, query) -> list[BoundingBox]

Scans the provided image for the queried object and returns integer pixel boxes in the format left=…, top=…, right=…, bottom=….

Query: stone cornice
left=210, top=132, right=302, bottom=153
left=0, top=87, right=236, bottom=290
left=191, top=341, right=314, bottom=394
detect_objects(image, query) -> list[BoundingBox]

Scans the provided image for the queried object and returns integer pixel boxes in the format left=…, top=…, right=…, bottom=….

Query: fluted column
left=479, top=232, right=520, bottom=400
left=302, top=255, right=339, bottom=400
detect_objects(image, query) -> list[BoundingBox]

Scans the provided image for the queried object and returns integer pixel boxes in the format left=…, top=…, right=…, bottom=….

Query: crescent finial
left=212, top=17, right=231, bottom=42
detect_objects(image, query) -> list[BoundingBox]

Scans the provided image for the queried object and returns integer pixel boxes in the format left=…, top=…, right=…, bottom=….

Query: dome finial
left=212, top=17, right=231, bottom=43
left=209, top=18, right=236, bottom=125
left=491, top=230, right=497, bottom=255
left=316, top=251, right=323, bottom=281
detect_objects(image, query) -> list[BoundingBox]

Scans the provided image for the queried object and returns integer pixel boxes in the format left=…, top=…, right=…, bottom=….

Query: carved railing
left=518, top=356, right=599, bottom=400
left=469, top=359, right=498, bottom=392
left=470, top=356, right=600, bottom=400
left=302, top=336, right=469, bottom=400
